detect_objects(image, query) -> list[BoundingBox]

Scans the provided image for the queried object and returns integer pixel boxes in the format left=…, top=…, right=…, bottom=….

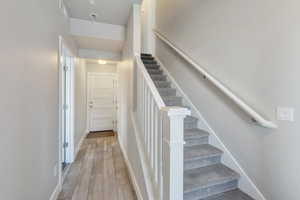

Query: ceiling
left=64, top=0, right=142, bottom=25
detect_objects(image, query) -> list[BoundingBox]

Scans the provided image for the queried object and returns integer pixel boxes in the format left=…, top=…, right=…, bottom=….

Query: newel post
left=161, top=107, right=190, bottom=200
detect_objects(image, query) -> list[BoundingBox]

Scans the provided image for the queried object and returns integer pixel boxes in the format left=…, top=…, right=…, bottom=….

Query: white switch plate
left=277, top=107, right=294, bottom=121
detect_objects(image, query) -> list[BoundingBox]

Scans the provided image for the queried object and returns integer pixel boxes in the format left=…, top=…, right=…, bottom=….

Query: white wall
left=118, top=4, right=149, bottom=200
left=70, top=18, right=125, bottom=41
left=155, top=0, right=300, bottom=200
left=86, top=63, right=117, bottom=73
left=0, top=1, right=77, bottom=200
left=74, top=58, right=87, bottom=153
left=141, top=1, right=149, bottom=53
left=78, top=48, right=121, bottom=61
left=141, top=0, right=156, bottom=54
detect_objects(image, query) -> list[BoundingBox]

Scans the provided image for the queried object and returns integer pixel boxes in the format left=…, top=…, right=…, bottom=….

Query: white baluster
left=137, top=69, right=141, bottom=120
left=157, top=110, right=163, bottom=198
left=144, top=87, right=149, bottom=146
left=142, top=77, right=146, bottom=143
left=153, top=106, right=158, bottom=183
left=141, top=77, right=143, bottom=133
left=150, top=97, right=154, bottom=170
left=147, top=92, right=151, bottom=156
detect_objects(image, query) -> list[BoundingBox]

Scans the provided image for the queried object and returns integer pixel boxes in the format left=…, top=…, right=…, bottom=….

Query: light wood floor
left=58, top=133, right=137, bottom=200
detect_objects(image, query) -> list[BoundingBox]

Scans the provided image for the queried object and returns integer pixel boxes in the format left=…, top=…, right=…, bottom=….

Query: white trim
left=119, top=135, right=144, bottom=200
left=63, top=42, right=75, bottom=164
left=86, top=73, right=90, bottom=132
left=69, top=57, right=76, bottom=162
left=154, top=30, right=277, bottom=129
left=156, top=58, right=266, bottom=200
left=58, top=35, right=64, bottom=190
left=58, top=36, right=76, bottom=188
left=116, top=63, right=124, bottom=141
left=49, top=182, right=62, bottom=200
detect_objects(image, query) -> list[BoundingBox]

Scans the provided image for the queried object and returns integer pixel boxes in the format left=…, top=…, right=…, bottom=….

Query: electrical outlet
left=277, top=107, right=295, bottom=121
left=53, top=164, right=58, bottom=177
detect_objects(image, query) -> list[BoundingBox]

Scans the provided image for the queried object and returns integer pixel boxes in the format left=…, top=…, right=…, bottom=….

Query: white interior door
left=88, top=73, right=117, bottom=132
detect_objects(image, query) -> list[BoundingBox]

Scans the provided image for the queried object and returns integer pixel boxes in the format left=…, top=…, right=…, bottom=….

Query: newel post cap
left=161, top=106, right=191, bottom=117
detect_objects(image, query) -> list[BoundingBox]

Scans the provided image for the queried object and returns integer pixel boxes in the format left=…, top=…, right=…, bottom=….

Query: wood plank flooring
left=57, top=134, right=137, bottom=200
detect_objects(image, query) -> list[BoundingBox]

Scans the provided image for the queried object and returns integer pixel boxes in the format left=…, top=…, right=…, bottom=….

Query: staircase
left=141, top=53, right=255, bottom=200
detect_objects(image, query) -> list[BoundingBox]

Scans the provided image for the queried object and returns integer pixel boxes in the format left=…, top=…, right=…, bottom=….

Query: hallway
left=57, top=133, right=137, bottom=200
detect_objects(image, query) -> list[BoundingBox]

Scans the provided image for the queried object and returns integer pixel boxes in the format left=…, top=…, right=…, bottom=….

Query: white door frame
left=86, top=72, right=118, bottom=132
left=58, top=36, right=75, bottom=185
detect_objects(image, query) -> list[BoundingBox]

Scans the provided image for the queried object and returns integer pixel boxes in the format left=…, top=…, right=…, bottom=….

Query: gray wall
left=155, top=0, right=300, bottom=199
left=0, top=1, right=77, bottom=199
left=74, top=59, right=87, bottom=151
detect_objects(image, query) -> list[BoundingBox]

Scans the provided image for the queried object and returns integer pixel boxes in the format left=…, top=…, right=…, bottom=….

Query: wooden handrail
left=153, top=30, right=277, bottom=129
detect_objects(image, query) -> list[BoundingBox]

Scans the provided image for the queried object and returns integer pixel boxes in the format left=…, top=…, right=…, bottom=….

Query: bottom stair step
left=202, top=189, right=255, bottom=200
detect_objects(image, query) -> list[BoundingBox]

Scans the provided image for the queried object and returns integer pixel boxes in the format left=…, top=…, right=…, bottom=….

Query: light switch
left=277, top=107, right=295, bottom=121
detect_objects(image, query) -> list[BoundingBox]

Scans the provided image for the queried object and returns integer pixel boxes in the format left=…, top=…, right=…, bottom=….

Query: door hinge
left=63, top=104, right=69, bottom=110
left=64, top=65, right=69, bottom=71
left=63, top=142, right=69, bottom=148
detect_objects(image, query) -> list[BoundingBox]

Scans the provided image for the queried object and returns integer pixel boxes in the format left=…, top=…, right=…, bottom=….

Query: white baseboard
left=49, top=182, right=62, bottom=200
left=156, top=58, right=266, bottom=200
left=119, top=135, right=144, bottom=200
